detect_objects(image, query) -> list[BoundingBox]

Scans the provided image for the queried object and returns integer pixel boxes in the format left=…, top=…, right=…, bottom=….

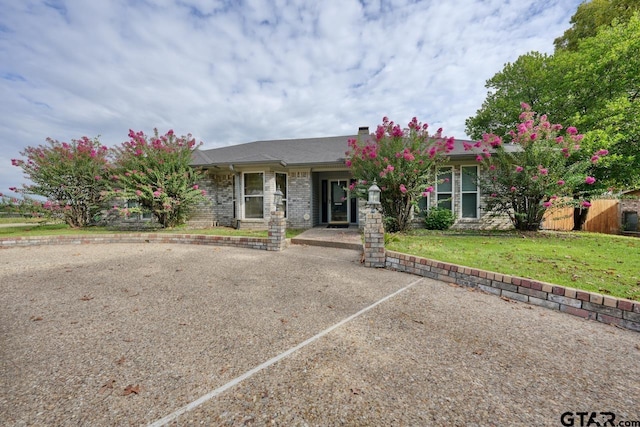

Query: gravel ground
left=1, top=243, right=639, bottom=427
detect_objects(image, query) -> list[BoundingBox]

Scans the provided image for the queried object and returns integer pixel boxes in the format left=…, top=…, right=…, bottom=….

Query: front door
left=329, top=180, right=349, bottom=223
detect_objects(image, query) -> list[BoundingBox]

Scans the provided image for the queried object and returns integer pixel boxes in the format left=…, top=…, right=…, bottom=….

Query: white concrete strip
left=148, top=277, right=424, bottom=427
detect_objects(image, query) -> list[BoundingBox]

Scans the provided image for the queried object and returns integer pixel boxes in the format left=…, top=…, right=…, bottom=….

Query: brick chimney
left=358, top=126, right=369, bottom=136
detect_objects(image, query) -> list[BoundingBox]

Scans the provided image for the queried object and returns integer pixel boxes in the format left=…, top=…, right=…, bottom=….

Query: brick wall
left=287, top=170, right=312, bottom=228
left=385, top=250, right=640, bottom=332
left=0, top=234, right=268, bottom=250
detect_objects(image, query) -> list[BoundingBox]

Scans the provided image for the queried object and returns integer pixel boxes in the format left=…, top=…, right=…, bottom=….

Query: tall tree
left=466, top=13, right=640, bottom=192
left=554, top=0, right=640, bottom=51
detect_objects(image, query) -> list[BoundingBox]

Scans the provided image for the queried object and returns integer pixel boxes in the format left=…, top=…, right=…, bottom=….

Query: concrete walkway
left=291, top=225, right=363, bottom=251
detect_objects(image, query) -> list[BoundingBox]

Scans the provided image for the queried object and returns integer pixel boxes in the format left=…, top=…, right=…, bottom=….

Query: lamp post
left=274, top=186, right=284, bottom=212
left=367, top=180, right=381, bottom=213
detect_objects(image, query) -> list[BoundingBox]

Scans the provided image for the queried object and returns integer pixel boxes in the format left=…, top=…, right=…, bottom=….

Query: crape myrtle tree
left=109, top=128, right=208, bottom=228
left=346, top=117, right=455, bottom=232
left=469, top=104, right=607, bottom=231
left=10, top=136, right=111, bottom=227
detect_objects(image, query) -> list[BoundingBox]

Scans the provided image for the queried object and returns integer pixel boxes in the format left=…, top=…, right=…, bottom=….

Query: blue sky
left=0, top=0, right=582, bottom=196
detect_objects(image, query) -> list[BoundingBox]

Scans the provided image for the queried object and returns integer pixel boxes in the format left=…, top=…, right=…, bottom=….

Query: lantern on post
left=367, top=180, right=381, bottom=212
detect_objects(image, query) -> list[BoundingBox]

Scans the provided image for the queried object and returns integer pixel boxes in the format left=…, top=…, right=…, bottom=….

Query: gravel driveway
left=1, top=243, right=639, bottom=426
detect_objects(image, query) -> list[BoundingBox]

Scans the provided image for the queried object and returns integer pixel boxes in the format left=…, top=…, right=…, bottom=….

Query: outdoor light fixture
left=367, top=180, right=381, bottom=212
left=274, top=186, right=284, bottom=211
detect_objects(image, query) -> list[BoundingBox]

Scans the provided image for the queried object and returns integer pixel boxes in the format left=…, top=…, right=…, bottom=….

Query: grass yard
left=388, top=230, right=640, bottom=301
left=0, top=222, right=305, bottom=239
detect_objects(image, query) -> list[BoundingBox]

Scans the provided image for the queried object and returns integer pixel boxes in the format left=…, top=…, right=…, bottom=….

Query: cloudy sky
left=1, top=0, right=582, bottom=196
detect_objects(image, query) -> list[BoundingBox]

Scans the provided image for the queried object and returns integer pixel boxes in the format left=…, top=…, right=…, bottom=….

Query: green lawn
left=388, top=230, right=640, bottom=301
left=0, top=223, right=305, bottom=239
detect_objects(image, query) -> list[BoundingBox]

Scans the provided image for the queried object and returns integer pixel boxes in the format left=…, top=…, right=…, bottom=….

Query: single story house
left=188, top=127, right=508, bottom=230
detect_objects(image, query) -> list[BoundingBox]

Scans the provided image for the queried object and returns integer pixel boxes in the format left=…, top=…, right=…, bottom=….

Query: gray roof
left=191, top=134, right=485, bottom=168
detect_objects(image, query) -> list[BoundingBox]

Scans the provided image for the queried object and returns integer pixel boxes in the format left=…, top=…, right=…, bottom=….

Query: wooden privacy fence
left=542, top=199, right=620, bottom=234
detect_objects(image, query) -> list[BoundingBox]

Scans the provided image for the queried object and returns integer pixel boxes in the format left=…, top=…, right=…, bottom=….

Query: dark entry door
left=329, top=180, right=348, bottom=223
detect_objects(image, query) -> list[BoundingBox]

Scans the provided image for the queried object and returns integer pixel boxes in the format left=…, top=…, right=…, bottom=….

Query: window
left=417, top=193, right=429, bottom=217
left=126, top=200, right=152, bottom=221
left=276, top=172, right=288, bottom=218
left=436, top=167, right=453, bottom=212
left=243, top=172, right=264, bottom=219
left=461, top=166, right=479, bottom=218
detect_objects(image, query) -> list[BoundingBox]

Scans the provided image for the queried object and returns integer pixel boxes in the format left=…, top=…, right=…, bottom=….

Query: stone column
left=364, top=210, right=385, bottom=267
left=267, top=210, right=287, bottom=251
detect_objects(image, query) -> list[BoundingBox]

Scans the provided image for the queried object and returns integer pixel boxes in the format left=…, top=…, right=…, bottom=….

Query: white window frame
left=126, top=200, right=152, bottom=221
left=436, top=166, right=454, bottom=214
left=242, top=171, right=264, bottom=219
left=276, top=172, right=288, bottom=218
left=460, top=165, right=480, bottom=219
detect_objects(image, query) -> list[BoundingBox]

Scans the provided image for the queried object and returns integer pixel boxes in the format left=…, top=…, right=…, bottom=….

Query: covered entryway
left=315, top=172, right=359, bottom=226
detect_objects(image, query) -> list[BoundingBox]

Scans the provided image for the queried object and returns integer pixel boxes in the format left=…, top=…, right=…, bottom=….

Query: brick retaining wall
left=0, top=234, right=269, bottom=251
left=386, top=250, right=640, bottom=333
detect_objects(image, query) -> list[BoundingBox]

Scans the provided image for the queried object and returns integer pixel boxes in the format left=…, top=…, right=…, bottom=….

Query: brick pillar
left=267, top=210, right=287, bottom=251
left=364, top=210, right=385, bottom=267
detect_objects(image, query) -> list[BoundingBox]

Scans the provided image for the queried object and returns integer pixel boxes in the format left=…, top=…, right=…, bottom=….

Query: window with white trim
left=276, top=172, right=288, bottom=218
left=461, top=165, right=479, bottom=218
left=243, top=172, right=264, bottom=219
left=436, top=167, right=453, bottom=212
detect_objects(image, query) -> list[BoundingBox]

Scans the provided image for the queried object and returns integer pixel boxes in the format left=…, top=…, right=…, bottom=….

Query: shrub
left=424, top=207, right=455, bottom=230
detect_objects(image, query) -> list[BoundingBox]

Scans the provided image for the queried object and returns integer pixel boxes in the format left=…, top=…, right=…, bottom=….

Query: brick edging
left=385, top=250, right=640, bottom=333
left=0, top=234, right=270, bottom=251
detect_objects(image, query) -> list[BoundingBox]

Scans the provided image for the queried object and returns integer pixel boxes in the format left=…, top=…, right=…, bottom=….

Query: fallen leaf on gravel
left=412, top=319, right=424, bottom=325
left=448, top=283, right=461, bottom=288
left=79, top=295, right=94, bottom=301
left=115, top=356, right=125, bottom=365
left=30, top=316, right=43, bottom=321
left=350, top=388, right=363, bottom=395
left=636, top=344, right=640, bottom=351
left=280, top=318, right=288, bottom=324
left=99, top=380, right=116, bottom=393
left=122, top=384, right=140, bottom=396
left=473, top=349, right=484, bottom=355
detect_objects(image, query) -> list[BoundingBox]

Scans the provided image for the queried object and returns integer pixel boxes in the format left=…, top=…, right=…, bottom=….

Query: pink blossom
left=136, top=190, right=142, bottom=196
left=9, top=187, right=17, bottom=191
left=399, top=184, right=407, bottom=194
left=539, top=168, right=548, bottom=175
left=153, top=190, right=161, bottom=197
left=475, top=155, right=483, bottom=162
left=200, top=190, right=206, bottom=196
left=510, top=186, right=517, bottom=192
left=585, top=176, right=596, bottom=185
left=345, top=160, right=352, bottom=167
left=597, top=149, right=609, bottom=156
left=94, top=175, right=102, bottom=180
left=531, top=176, right=538, bottom=181
left=555, top=136, right=564, bottom=144
left=591, top=155, right=600, bottom=163
left=557, top=180, right=565, bottom=186
left=520, top=102, right=531, bottom=110
left=490, top=193, right=497, bottom=197
left=424, top=186, right=434, bottom=193
left=567, top=126, right=578, bottom=135
left=530, top=133, right=537, bottom=140
left=581, top=201, right=592, bottom=208
left=515, top=166, right=524, bottom=173
left=386, top=165, right=394, bottom=172
left=543, top=201, right=552, bottom=208
left=192, top=184, right=199, bottom=190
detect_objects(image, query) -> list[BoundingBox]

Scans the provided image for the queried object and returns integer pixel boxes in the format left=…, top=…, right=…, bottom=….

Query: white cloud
left=0, top=0, right=582, bottom=195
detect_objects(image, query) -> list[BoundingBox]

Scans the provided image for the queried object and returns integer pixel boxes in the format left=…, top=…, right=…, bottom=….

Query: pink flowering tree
left=346, top=117, right=455, bottom=232
left=469, top=103, right=607, bottom=231
left=109, top=129, right=208, bottom=228
left=10, top=136, right=111, bottom=227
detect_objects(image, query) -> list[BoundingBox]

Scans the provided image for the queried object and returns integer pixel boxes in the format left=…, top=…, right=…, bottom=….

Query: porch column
left=267, top=210, right=287, bottom=251
left=364, top=211, right=385, bottom=267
